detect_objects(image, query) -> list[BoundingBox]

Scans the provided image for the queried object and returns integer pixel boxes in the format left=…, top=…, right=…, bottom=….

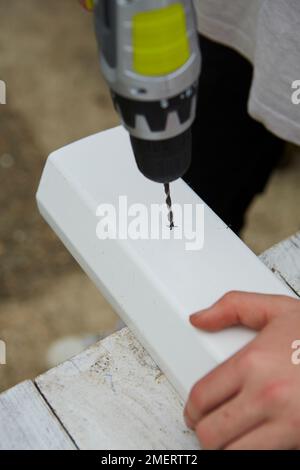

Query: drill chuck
left=130, top=130, right=191, bottom=183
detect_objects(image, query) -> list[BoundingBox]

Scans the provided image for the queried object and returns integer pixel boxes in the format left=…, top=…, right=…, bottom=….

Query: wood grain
left=0, top=380, right=75, bottom=450
left=36, top=329, right=200, bottom=450
left=260, top=232, right=300, bottom=295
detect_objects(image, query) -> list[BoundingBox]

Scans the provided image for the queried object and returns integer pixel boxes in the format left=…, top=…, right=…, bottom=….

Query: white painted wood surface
left=0, top=232, right=299, bottom=449
left=36, top=127, right=295, bottom=400
left=0, top=381, right=75, bottom=450
left=35, top=329, right=199, bottom=450
left=260, top=232, right=300, bottom=295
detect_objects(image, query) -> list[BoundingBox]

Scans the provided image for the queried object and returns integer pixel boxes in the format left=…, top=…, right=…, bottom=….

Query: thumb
left=190, top=291, right=297, bottom=331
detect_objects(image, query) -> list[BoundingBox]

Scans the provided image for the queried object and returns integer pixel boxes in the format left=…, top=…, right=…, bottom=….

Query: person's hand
left=184, top=291, right=300, bottom=450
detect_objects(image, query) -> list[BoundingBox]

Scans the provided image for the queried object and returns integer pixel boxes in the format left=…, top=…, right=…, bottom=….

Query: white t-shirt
left=193, top=0, right=300, bottom=146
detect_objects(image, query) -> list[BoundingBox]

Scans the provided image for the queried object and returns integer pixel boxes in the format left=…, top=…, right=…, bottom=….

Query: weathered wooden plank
left=36, top=329, right=199, bottom=450
left=0, top=380, right=75, bottom=450
left=260, top=232, right=300, bottom=296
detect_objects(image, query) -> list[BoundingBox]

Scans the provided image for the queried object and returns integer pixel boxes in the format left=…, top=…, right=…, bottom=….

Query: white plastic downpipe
left=36, top=126, right=294, bottom=399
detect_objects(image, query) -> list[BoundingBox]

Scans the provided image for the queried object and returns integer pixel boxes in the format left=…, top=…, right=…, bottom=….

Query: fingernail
left=184, top=409, right=195, bottom=430
left=190, top=309, right=208, bottom=321
left=183, top=403, right=195, bottom=429
left=186, top=400, right=201, bottom=424
left=190, top=312, right=199, bottom=320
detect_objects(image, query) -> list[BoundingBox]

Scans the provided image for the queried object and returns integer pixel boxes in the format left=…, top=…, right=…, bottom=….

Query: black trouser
left=183, top=34, right=285, bottom=234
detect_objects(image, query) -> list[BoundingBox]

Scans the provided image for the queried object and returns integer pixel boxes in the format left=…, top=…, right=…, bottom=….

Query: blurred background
left=0, top=0, right=299, bottom=393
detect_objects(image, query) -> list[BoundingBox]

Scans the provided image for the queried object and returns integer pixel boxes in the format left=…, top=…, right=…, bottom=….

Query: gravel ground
left=0, top=0, right=299, bottom=392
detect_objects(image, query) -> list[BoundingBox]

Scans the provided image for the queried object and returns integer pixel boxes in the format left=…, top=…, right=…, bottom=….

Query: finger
left=225, top=421, right=298, bottom=450
left=194, top=391, right=266, bottom=449
left=184, top=352, right=243, bottom=428
left=190, top=292, right=298, bottom=331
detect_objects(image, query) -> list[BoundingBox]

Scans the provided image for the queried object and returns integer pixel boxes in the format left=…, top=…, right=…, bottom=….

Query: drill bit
left=164, top=183, right=175, bottom=230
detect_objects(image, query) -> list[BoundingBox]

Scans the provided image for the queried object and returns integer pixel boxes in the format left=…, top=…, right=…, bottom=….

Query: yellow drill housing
left=133, top=3, right=190, bottom=76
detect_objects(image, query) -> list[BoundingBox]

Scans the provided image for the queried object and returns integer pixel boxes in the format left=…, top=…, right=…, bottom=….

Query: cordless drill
left=82, top=0, right=201, bottom=222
